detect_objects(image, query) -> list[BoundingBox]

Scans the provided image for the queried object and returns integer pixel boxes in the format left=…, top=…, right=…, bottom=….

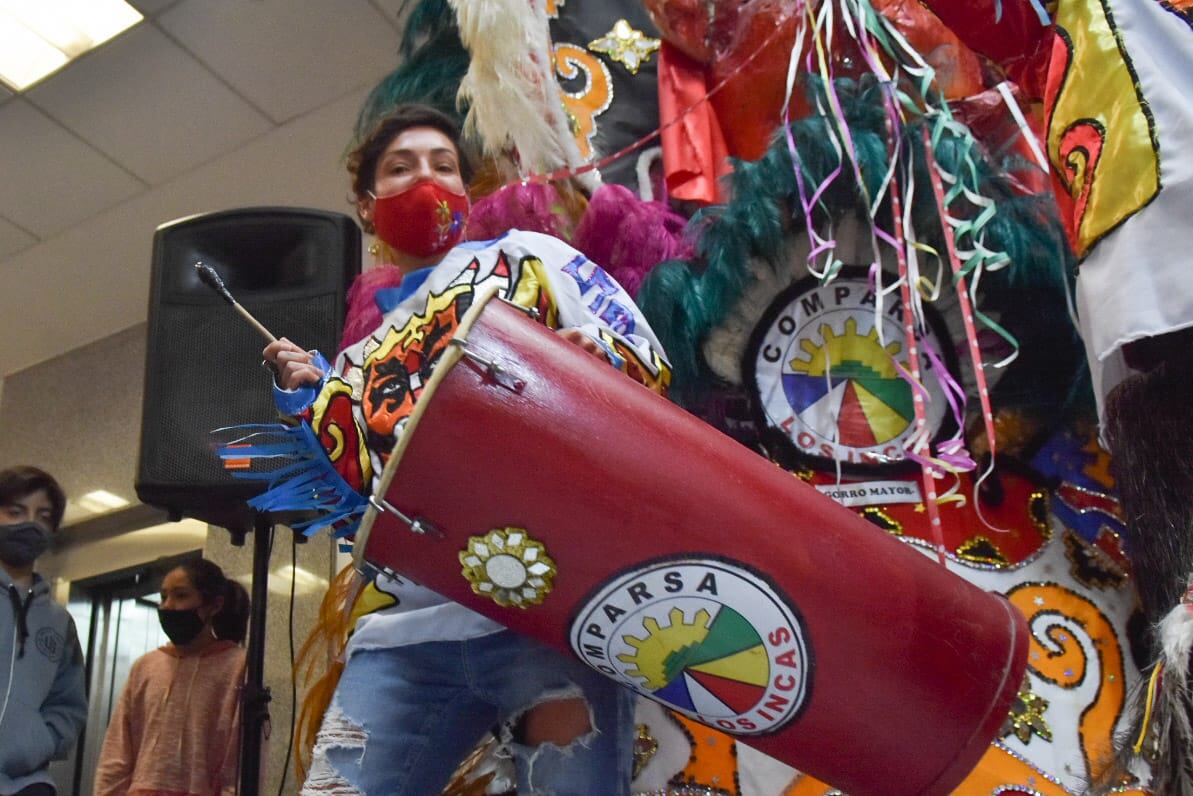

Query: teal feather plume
left=638, top=73, right=1083, bottom=420
left=633, top=259, right=706, bottom=400
left=399, top=0, right=454, bottom=57
left=352, top=0, right=469, bottom=146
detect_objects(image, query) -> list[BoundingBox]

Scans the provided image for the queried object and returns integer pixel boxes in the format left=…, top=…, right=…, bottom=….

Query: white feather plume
left=1126, top=579, right=1193, bottom=795
left=1159, top=592, right=1193, bottom=688
left=448, top=0, right=596, bottom=190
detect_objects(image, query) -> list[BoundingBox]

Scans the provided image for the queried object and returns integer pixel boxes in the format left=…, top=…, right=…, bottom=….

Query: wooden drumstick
left=194, top=261, right=278, bottom=343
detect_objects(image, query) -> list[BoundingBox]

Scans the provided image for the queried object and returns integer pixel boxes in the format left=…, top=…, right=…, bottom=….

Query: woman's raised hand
left=263, top=338, right=322, bottom=390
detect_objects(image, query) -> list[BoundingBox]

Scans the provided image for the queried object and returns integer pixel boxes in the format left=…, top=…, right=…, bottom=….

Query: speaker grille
left=141, top=294, right=341, bottom=482
left=137, top=208, right=359, bottom=529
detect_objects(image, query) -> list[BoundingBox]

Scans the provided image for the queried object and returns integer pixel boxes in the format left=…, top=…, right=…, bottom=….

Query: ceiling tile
left=29, top=24, right=273, bottom=185
left=0, top=216, right=37, bottom=260
left=159, top=0, right=401, bottom=124
left=0, top=100, right=144, bottom=238
left=368, top=0, right=413, bottom=29
left=0, top=88, right=366, bottom=380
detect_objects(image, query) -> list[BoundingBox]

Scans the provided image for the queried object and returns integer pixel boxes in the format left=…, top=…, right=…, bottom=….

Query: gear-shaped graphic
left=617, top=607, right=713, bottom=690
left=788, top=316, right=902, bottom=378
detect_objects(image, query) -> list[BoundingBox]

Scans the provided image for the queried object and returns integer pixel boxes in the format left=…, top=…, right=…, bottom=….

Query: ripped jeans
left=302, top=630, right=635, bottom=795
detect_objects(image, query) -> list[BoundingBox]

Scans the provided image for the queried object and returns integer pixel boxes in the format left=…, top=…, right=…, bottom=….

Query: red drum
left=355, top=287, right=1027, bottom=796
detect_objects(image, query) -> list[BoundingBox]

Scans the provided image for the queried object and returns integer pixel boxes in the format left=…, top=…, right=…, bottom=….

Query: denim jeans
left=302, top=630, right=635, bottom=795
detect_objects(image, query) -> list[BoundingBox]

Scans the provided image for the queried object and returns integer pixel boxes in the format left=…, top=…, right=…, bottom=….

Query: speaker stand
left=239, top=513, right=273, bottom=795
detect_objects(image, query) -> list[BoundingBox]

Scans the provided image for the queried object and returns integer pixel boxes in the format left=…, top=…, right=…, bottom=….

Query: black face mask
left=158, top=607, right=207, bottom=646
left=0, top=522, right=50, bottom=568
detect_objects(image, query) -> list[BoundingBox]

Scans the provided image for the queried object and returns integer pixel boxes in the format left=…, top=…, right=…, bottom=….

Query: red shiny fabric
left=921, top=0, right=1054, bottom=99
left=657, top=42, right=731, bottom=205
left=648, top=0, right=806, bottom=164
left=650, top=0, right=985, bottom=165
left=707, top=0, right=808, bottom=160
left=952, top=85, right=1051, bottom=197
left=643, top=0, right=720, bottom=63
left=360, top=296, right=1028, bottom=796
left=871, top=0, right=984, bottom=101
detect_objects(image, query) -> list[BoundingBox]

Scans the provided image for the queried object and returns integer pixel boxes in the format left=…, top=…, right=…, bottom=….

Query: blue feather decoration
left=216, top=423, right=369, bottom=538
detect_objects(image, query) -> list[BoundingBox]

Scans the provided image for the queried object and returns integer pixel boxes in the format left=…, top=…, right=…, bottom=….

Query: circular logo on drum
left=747, top=276, right=950, bottom=468
left=569, top=559, right=811, bottom=735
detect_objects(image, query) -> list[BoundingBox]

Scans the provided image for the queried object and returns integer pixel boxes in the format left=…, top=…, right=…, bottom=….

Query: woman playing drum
left=264, top=104, right=671, bottom=796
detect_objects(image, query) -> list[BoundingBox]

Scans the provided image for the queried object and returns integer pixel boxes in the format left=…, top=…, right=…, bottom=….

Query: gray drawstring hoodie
left=0, top=567, right=87, bottom=796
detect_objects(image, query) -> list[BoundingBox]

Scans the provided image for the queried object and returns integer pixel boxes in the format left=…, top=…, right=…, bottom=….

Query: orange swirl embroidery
left=1007, top=583, right=1126, bottom=780
left=786, top=739, right=1147, bottom=795
left=553, top=43, right=612, bottom=160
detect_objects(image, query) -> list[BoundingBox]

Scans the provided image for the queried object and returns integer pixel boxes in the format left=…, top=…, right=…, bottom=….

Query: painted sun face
left=362, top=291, right=466, bottom=440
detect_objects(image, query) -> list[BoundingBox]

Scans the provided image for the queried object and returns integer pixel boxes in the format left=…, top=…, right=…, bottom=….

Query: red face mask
left=371, top=180, right=469, bottom=259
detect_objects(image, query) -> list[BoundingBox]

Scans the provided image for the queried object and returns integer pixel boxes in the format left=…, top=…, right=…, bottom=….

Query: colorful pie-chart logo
left=749, top=278, right=948, bottom=466
left=570, top=560, right=810, bottom=735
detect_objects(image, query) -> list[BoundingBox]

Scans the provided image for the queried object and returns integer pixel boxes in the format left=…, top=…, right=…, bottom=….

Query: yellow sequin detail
left=588, top=19, right=661, bottom=75
left=1004, top=684, right=1053, bottom=744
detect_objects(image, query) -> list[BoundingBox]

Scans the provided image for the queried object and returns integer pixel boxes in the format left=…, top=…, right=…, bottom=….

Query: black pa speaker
left=136, top=207, right=361, bottom=530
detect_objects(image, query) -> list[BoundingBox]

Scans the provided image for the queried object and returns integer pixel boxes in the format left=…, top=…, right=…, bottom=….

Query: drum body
left=356, top=289, right=1027, bottom=796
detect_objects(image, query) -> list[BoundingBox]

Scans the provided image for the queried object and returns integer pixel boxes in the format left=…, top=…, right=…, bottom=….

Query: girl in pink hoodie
left=94, top=559, right=249, bottom=796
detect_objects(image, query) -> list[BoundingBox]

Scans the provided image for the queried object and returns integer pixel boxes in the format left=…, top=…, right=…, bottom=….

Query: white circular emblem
left=748, top=276, right=950, bottom=467
left=569, top=559, right=811, bottom=735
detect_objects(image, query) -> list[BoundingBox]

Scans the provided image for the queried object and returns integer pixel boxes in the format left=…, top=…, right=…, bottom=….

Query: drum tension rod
left=497, top=297, right=541, bottom=322
left=368, top=496, right=443, bottom=538
left=449, top=338, right=525, bottom=392
left=357, top=559, right=404, bottom=585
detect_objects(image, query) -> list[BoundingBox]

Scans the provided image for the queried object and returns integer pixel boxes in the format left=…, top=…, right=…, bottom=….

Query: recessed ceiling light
left=77, top=489, right=131, bottom=513
left=0, top=0, right=142, bottom=91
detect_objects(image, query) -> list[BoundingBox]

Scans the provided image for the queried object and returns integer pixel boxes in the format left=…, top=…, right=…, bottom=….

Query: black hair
left=1096, top=332, right=1193, bottom=796
left=1106, top=342, right=1193, bottom=625
left=175, top=558, right=251, bottom=644
left=346, top=103, right=471, bottom=231
left=0, top=465, right=66, bottom=531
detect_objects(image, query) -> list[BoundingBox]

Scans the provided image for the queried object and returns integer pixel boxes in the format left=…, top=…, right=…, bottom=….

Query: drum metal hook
left=368, top=495, right=443, bottom=539
left=497, top=297, right=541, bottom=322
left=450, top=338, right=525, bottom=393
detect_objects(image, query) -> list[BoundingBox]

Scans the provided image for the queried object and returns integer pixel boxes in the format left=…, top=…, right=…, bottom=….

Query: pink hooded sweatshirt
left=94, top=640, right=245, bottom=796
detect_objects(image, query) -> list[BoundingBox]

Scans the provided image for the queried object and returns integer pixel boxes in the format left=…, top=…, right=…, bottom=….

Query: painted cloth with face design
left=274, top=228, right=671, bottom=649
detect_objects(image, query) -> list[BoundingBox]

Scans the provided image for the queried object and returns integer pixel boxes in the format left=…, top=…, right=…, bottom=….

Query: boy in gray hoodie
left=0, top=467, right=86, bottom=796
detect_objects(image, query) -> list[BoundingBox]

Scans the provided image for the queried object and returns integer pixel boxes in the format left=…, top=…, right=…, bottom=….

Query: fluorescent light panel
left=0, top=0, right=142, bottom=91
left=77, top=489, right=131, bottom=513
